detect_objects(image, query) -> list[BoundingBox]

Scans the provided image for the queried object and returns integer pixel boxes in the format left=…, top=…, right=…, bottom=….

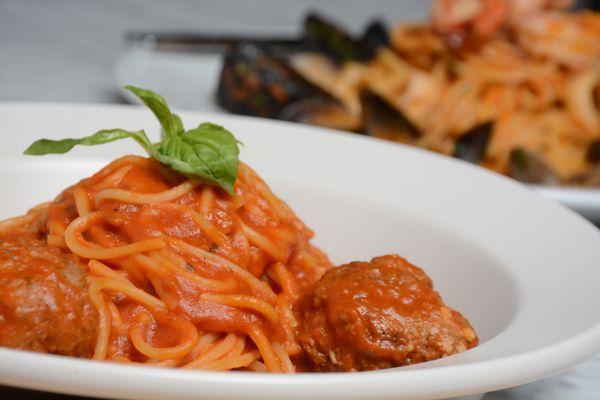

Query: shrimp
left=431, top=0, right=509, bottom=48
left=514, top=11, right=600, bottom=68
left=431, top=0, right=574, bottom=49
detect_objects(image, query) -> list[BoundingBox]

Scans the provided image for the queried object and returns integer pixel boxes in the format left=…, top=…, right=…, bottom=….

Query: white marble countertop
left=1, top=1, right=599, bottom=399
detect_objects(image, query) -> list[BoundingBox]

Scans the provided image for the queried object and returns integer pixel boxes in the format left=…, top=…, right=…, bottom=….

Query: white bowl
left=1, top=103, right=600, bottom=400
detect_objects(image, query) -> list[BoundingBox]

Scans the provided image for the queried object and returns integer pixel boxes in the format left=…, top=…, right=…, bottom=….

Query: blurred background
left=1, top=0, right=595, bottom=104
left=1, top=1, right=599, bottom=399
left=1, top=0, right=428, bottom=103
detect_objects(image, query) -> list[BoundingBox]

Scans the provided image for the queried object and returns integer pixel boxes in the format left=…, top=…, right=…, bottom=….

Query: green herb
left=154, top=123, right=239, bottom=195
left=23, top=86, right=240, bottom=194
left=124, top=85, right=183, bottom=140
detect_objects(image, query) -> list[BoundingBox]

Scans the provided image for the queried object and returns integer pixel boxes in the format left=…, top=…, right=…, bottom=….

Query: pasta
left=221, top=1, right=599, bottom=184
left=369, top=4, right=600, bottom=182
left=8, top=156, right=331, bottom=372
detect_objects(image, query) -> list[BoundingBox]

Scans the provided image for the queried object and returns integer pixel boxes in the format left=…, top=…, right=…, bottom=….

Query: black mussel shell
left=360, top=89, right=422, bottom=143
left=566, top=139, right=600, bottom=186
left=508, top=148, right=559, bottom=185
left=303, top=13, right=370, bottom=63
left=453, top=122, right=493, bottom=164
left=361, top=21, right=389, bottom=57
left=216, top=42, right=354, bottom=129
left=586, top=139, right=600, bottom=163
left=217, top=42, right=336, bottom=118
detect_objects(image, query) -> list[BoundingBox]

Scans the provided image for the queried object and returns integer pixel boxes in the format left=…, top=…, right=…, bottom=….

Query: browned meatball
left=297, top=255, right=477, bottom=372
left=0, top=234, right=98, bottom=357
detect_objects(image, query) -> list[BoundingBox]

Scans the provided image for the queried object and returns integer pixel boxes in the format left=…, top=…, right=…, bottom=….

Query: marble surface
left=1, top=1, right=599, bottom=399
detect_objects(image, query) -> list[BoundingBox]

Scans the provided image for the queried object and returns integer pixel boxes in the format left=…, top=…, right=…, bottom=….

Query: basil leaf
left=23, top=129, right=154, bottom=156
left=125, top=85, right=183, bottom=138
left=169, top=114, right=184, bottom=139
left=155, top=123, right=239, bottom=194
left=160, top=114, right=184, bottom=141
left=24, top=86, right=240, bottom=195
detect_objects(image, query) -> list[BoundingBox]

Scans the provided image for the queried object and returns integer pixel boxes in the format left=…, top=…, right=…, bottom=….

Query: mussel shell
left=360, top=89, right=422, bottom=143
left=453, top=122, right=493, bottom=164
left=216, top=42, right=355, bottom=130
left=508, top=148, right=559, bottom=185
left=586, top=138, right=600, bottom=163
left=303, top=13, right=370, bottom=63
left=361, top=21, right=389, bottom=57
left=565, top=139, right=600, bottom=186
left=217, top=42, right=335, bottom=118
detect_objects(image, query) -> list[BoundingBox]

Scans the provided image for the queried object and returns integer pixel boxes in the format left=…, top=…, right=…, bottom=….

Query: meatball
left=0, top=234, right=98, bottom=357
left=297, top=255, right=477, bottom=372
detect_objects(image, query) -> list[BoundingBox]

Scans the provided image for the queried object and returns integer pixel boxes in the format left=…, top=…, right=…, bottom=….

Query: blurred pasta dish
left=217, top=0, right=600, bottom=185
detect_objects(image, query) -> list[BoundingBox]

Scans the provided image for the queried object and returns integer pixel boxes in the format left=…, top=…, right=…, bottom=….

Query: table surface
left=1, top=1, right=599, bottom=399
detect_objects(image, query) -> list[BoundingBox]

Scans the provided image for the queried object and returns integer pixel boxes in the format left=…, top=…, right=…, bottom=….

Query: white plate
left=1, top=103, right=600, bottom=400
left=115, top=48, right=600, bottom=222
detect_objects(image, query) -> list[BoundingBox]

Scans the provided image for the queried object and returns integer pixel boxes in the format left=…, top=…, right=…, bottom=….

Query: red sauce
left=41, top=157, right=329, bottom=358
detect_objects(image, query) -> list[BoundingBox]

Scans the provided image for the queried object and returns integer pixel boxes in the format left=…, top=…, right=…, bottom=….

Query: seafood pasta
left=218, top=0, right=600, bottom=185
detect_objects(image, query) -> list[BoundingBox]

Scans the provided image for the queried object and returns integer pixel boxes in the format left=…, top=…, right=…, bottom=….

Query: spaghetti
left=10, top=155, right=331, bottom=372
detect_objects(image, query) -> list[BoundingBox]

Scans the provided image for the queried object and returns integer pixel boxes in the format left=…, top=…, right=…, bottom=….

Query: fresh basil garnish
left=23, top=86, right=240, bottom=195
left=124, top=85, right=183, bottom=139
left=23, top=129, right=154, bottom=156
left=155, top=123, right=239, bottom=194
